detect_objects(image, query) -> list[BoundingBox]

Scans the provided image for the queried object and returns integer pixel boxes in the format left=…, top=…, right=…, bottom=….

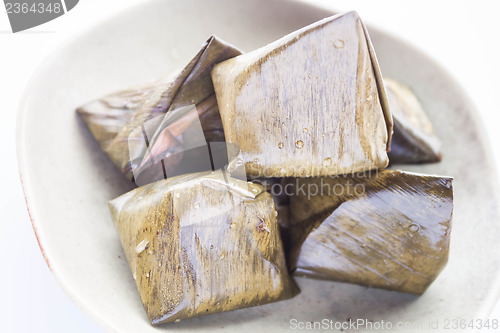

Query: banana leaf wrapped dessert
left=77, top=36, right=241, bottom=183
left=385, top=78, right=442, bottom=163
left=109, top=171, right=299, bottom=324
left=288, top=170, right=453, bottom=295
left=212, top=12, right=393, bottom=178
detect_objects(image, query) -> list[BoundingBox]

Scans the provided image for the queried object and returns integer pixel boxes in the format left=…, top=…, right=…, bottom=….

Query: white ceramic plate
left=17, top=0, right=500, bottom=331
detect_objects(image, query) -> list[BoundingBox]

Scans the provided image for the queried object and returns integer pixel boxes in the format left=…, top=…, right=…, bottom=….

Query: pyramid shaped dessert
left=78, top=36, right=241, bottom=181
left=109, top=171, right=298, bottom=324
left=212, top=12, right=393, bottom=177
left=385, top=78, right=442, bottom=163
left=288, top=170, right=453, bottom=294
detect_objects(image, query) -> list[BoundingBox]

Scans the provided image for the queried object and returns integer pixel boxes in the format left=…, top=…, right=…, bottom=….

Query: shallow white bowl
left=17, top=0, right=500, bottom=331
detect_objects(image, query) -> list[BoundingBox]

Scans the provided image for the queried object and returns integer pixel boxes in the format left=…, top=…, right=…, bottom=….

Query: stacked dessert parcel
left=77, top=12, right=453, bottom=325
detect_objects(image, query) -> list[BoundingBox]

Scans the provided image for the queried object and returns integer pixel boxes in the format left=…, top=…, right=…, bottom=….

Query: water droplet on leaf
left=136, top=239, right=149, bottom=254
left=409, top=224, right=420, bottom=232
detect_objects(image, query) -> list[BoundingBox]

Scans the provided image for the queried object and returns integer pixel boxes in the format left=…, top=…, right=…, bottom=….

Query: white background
left=1, top=0, right=499, bottom=332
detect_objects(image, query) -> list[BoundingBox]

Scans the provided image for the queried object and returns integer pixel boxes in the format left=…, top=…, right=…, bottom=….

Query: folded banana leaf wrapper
left=287, top=170, right=453, bottom=295
left=212, top=11, right=393, bottom=178
left=77, top=36, right=241, bottom=184
left=109, top=171, right=299, bottom=324
left=385, top=78, right=442, bottom=163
